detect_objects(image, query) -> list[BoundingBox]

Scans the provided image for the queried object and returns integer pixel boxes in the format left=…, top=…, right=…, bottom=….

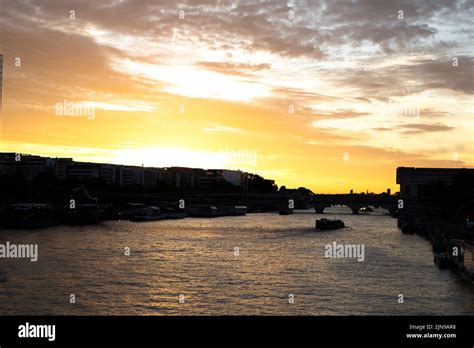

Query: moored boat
left=117, top=203, right=147, bottom=220
left=63, top=205, right=101, bottom=225
left=215, top=205, right=248, bottom=217
left=161, top=207, right=188, bottom=219
left=279, top=208, right=293, bottom=215
left=62, top=185, right=101, bottom=225
left=401, top=222, right=416, bottom=234
left=1, top=203, right=60, bottom=229
left=130, top=206, right=162, bottom=222
left=434, top=253, right=452, bottom=269
left=232, top=206, right=247, bottom=216
left=100, top=204, right=121, bottom=221
left=187, top=206, right=218, bottom=217
left=467, top=218, right=474, bottom=231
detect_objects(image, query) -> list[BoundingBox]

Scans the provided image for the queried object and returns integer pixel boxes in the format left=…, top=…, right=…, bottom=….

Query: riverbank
left=398, top=213, right=474, bottom=284
left=0, top=203, right=252, bottom=229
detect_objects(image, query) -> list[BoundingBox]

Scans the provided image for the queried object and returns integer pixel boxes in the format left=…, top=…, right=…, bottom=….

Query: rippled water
left=1, top=210, right=473, bottom=315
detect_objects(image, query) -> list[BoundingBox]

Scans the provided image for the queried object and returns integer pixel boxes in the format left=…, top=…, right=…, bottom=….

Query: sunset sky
left=0, top=0, right=473, bottom=193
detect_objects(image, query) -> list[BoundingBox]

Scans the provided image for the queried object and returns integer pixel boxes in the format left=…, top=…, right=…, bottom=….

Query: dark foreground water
left=0, top=210, right=473, bottom=315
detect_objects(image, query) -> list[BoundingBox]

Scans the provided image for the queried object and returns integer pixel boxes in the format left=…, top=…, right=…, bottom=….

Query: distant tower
left=0, top=54, right=3, bottom=112
left=387, top=188, right=391, bottom=195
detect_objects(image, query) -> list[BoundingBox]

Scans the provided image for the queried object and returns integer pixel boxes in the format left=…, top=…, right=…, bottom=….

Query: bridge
left=103, top=192, right=398, bottom=215
left=310, top=194, right=398, bottom=214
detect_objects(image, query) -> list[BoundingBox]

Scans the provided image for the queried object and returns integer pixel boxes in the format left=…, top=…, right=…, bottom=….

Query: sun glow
left=112, top=59, right=271, bottom=102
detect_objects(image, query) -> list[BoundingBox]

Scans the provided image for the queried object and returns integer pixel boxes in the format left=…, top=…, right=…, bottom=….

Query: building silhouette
left=0, top=152, right=276, bottom=193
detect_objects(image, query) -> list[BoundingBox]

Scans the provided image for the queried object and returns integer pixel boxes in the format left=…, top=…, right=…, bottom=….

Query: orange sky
left=0, top=0, right=473, bottom=193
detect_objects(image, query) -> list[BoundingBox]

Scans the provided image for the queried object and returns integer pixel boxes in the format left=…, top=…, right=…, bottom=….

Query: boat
left=187, top=206, right=218, bottom=217
left=315, top=218, right=345, bottom=230
left=390, top=209, right=399, bottom=218
left=214, top=205, right=248, bottom=217
left=118, top=203, right=147, bottom=219
left=401, top=222, right=416, bottom=234
left=100, top=204, right=122, bottom=221
left=434, top=253, right=452, bottom=270
left=63, top=205, right=101, bottom=225
left=161, top=207, right=187, bottom=219
left=432, top=237, right=448, bottom=253
left=232, top=206, right=247, bottom=216
left=130, top=206, right=162, bottom=221
left=62, top=185, right=101, bottom=225
left=1, top=203, right=60, bottom=229
left=467, top=218, right=474, bottom=231
left=279, top=208, right=293, bottom=215
left=359, top=206, right=373, bottom=213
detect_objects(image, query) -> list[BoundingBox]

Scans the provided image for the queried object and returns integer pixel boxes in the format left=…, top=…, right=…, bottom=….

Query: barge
left=315, top=218, right=345, bottom=231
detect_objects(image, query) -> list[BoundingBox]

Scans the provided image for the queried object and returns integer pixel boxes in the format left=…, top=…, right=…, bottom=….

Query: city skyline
left=0, top=151, right=399, bottom=194
left=0, top=0, right=473, bottom=193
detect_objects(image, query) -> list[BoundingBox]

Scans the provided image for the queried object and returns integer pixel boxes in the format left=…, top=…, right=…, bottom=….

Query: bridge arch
left=314, top=204, right=359, bottom=214
left=312, top=197, right=397, bottom=215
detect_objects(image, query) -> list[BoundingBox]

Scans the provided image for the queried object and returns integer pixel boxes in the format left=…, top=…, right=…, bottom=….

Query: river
left=0, top=210, right=473, bottom=315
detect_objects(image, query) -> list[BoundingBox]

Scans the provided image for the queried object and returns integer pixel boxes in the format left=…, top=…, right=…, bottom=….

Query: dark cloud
left=398, top=123, right=455, bottom=134
left=399, top=57, right=474, bottom=95
left=2, top=0, right=469, bottom=61
left=331, top=55, right=473, bottom=99
left=196, top=61, right=271, bottom=77
left=373, top=123, right=454, bottom=134
left=419, top=108, right=453, bottom=118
